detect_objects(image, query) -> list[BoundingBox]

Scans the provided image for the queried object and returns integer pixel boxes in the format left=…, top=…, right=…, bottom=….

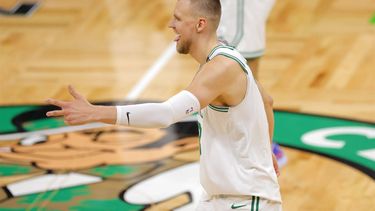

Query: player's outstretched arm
left=46, top=85, right=200, bottom=128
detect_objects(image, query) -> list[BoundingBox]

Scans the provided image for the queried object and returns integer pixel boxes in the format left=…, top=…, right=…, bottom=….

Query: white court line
left=0, top=123, right=108, bottom=141
left=126, top=42, right=176, bottom=101
left=0, top=42, right=177, bottom=141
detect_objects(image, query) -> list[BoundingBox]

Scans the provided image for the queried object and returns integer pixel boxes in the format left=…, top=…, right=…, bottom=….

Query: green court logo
left=0, top=105, right=374, bottom=177
left=274, top=111, right=375, bottom=178
left=0, top=104, right=374, bottom=210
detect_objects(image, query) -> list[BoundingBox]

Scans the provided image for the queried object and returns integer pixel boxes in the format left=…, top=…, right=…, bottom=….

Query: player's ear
left=196, top=18, right=206, bottom=32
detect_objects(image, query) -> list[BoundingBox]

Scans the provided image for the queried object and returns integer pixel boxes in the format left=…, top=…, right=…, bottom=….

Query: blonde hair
left=189, top=0, right=221, bottom=29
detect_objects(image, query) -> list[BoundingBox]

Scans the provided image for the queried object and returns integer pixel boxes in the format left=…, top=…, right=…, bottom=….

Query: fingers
left=46, top=110, right=65, bottom=117
left=68, top=85, right=82, bottom=100
left=46, top=98, right=67, bottom=108
left=46, top=110, right=83, bottom=125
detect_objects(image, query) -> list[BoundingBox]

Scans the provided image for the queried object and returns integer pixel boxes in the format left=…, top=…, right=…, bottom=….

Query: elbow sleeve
left=116, top=90, right=200, bottom=128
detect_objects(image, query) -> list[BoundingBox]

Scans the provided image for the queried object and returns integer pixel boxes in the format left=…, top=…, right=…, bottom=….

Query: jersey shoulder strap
left=206, top=45, right=250, bottom=74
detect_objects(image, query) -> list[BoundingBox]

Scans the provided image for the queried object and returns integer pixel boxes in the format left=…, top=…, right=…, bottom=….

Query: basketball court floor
left=0, top=0, right=374, bottom=210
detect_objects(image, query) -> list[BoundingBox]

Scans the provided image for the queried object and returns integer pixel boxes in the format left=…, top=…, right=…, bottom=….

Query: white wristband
left=116, top=90, right=200, bottom=128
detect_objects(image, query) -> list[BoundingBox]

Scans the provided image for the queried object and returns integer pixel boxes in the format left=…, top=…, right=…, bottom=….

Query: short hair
left=189, top=0, right=221, bottom=28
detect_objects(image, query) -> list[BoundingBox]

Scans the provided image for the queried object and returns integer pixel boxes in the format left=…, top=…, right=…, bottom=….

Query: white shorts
left=196, top=194, right=282, bottom=211
left=218, top=0, right=276, bottom=58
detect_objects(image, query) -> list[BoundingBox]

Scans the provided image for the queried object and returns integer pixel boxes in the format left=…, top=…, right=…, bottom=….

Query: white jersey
left=218, top=0, right=276, bottom=58
left=198, top=45, right=281, bottom=202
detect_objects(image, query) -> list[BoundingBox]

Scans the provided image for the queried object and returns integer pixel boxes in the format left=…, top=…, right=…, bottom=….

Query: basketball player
left=46, top=0, right=282, bottom=210
left=219, top=0, right=286, bottom=168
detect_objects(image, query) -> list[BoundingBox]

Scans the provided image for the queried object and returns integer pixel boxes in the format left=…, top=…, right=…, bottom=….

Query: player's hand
left=272, top=153, right=280, bottom=177
left=46, top=85, right=97, bottom=125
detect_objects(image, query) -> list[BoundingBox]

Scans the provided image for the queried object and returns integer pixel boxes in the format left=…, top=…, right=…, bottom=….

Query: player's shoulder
left=194, top=56, right=243, bottom=87
left=201, top=56, right=233, bottom=75
left=205, top=54, right=244, bottom=74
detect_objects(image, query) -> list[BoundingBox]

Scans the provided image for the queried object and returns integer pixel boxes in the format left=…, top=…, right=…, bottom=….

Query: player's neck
left=190, top=35, right=218, bottom=65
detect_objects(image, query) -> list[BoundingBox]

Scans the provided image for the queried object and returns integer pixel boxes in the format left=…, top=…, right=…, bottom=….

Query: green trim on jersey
left=209, top=104, right=229, bottom=112
left=250, top=196, right=260, bottom=211
left=198, top=121, right=202, bottom=155
left=207, top=45, right=224, bottom=60
left=216, top=53, right=249, bottom=74
left=251, top=196, right=255, bottom=211
left=207, top=45, right=236, bottom=61
left=206, top=45, right=249, bottom=74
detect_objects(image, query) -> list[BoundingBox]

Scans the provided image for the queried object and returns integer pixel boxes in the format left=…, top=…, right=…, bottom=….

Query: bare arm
left=256, top=81, right=280, bottom=176
left=256, top=82, right=274, bottom=142
left=186, top=57, right=241, bottom=109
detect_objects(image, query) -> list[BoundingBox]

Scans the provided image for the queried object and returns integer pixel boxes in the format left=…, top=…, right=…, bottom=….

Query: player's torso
left=197, top=45, right=281, bottom=202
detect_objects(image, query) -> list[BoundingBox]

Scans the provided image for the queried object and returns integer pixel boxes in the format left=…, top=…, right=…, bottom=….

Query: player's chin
left=176, top=44, right=189, bottom=54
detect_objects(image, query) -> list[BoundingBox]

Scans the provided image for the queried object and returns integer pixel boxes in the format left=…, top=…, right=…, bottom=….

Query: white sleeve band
left=116, top=90, right=200, bottom=128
